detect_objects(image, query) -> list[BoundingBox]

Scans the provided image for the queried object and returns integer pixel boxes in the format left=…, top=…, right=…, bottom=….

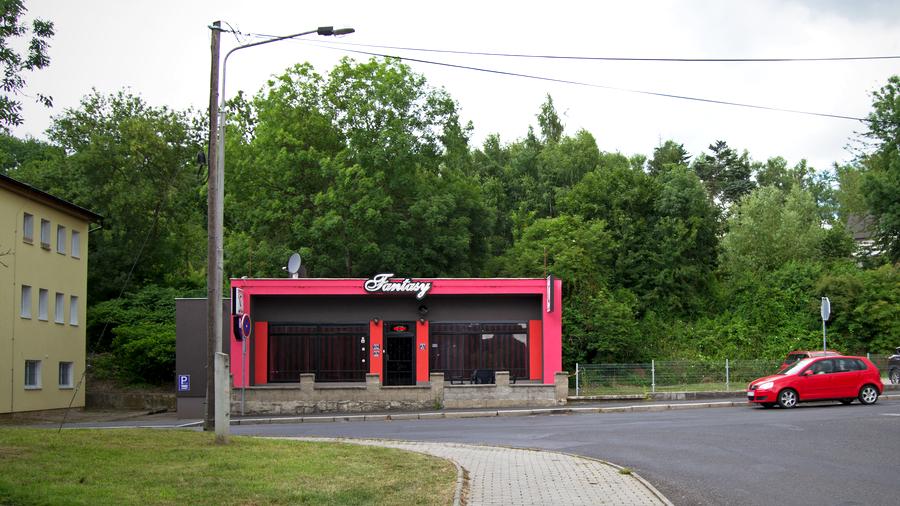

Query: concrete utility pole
left=205, top=20, right=227, bottom=442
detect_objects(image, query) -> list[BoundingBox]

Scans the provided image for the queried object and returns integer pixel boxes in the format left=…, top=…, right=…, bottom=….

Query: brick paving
left=296, top=437, right=671, bottom=505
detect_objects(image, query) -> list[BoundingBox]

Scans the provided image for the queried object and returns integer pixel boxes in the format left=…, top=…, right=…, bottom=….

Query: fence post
left=651, top=360, right=656, bottom=393
left=575, top=363, right=580, bottom=397
left=726, top=359, right=730, bottom=391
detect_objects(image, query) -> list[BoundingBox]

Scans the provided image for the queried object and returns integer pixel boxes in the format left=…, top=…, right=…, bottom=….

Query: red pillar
left=529, top=319, right=543, bottom=381
left=370, top=319, right=383, bottom=381
left=416, top=319, right=429, bottom=383
left=253, top=321, right=268, bottom=385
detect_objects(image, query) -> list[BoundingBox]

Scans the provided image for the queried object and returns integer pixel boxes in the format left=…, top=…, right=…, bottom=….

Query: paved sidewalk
left=294, top=437, right=671, bottom=506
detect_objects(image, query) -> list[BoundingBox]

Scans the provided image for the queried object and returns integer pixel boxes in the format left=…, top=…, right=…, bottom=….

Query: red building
left=229, top=275, right=563, bottom=387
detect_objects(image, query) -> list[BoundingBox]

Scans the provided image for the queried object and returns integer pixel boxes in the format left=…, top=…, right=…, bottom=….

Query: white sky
left=13, top=0, right=900, bottom=172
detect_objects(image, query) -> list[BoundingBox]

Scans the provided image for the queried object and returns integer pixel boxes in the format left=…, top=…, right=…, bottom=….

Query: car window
left=810, top=359, right=835, bottom=374
left=784, top=353, right=804, bottom=365
left=784, top=358, right=816, bottom=375
left=834, top=358, right=856, bottom=372
left=853, top=359, right=867, bottom=371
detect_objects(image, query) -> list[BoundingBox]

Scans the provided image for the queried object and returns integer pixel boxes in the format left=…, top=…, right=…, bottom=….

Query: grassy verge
left=0, top=428, right=456, bottom=506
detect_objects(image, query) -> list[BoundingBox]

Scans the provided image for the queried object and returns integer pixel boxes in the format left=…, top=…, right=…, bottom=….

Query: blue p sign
left=177, top=374, right=190, bottom=392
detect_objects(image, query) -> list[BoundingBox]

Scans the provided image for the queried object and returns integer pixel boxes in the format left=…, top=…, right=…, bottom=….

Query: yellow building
left=1, top=174, right=101, bottom=414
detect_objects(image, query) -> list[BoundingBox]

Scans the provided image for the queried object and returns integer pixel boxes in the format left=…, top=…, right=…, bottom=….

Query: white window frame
left=23, top=212, right=34, bottom=243
left=25, top=360, right=42, bottom=389
left=20, top=285, right=32, bottom=319
left=59, top=362, right=74, bottom=388
left=69, top=295, right=79, bottom=326
left=57, top=225, right=67, bottom=254
left=38, top=288, right=49, bottom=321
left=40, top=219, right=51, bottom=249
left=71, top=230, right=81, bottom=259
left=55, top=292, right=65, bottom=324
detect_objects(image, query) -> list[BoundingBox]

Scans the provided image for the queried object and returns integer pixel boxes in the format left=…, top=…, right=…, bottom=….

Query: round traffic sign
left=239, top=313, right=252, bottom=339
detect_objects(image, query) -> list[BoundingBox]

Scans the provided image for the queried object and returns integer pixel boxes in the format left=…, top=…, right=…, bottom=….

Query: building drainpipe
left=9, top=207, right=22, bottom=413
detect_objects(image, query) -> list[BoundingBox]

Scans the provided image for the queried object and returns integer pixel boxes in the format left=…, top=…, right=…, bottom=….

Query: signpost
left=821, top=297, right=831, bottom=353
left=239, top=313, right=252, bottom=415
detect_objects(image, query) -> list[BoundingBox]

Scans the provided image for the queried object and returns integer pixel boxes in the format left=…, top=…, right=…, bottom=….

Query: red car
left=748, top=355, right=883, bottom=408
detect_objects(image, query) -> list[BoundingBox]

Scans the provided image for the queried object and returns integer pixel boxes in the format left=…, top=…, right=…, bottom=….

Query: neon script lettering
left=364, top=273, right=432, bottom=300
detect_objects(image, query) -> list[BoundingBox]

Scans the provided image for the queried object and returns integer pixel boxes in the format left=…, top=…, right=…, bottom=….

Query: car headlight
left=757, top=381, right=774, bottom=390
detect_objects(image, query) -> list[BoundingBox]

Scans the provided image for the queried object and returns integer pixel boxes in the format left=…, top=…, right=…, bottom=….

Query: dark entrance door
left=383, top=321, right=415, bottom=385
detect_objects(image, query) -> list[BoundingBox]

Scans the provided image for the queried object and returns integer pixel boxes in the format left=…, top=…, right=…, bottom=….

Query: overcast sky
left=13, top=0, right=900, bottom=172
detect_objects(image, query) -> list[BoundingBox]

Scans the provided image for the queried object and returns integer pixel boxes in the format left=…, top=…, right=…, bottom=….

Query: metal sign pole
left=821, top=297, right=830, bottom=353
left=241, top=339, right=246, bottom=416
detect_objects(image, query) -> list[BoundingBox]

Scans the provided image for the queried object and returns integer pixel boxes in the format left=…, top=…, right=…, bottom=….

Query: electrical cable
left=309, top=43, right=869, bottom=122
left=288, top=38, right=900, bottom=63
left=230, top=31, right=869, bottom=121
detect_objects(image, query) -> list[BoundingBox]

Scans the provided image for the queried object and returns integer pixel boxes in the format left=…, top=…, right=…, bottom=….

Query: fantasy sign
left=363, top=273, right=432, bottom=300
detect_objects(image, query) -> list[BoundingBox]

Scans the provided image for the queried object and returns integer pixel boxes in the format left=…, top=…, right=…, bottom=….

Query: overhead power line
left=232, top=31, right=900, bottom=62
left=235, top=32, right=869, bottom=122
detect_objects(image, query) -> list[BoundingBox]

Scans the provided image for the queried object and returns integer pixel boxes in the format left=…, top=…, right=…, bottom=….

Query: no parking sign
left=239, top=313, right=252, bottom=340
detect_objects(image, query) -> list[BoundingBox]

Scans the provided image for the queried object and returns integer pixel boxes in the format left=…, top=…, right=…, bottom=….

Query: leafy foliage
left=2, top=60, right=897, bottom=383
left=0, top=0, right=53, bottom=131
left=88, top=285, right=197, bottom=384
left=860, top=75, right=900, bottom=262
left=15, top=90, right=207, bottom=302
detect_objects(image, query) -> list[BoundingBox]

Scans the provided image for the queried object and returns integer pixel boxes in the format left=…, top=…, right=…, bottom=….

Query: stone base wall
left=232, top=371, right=568, bottom=415
left=443, top=372, right=568, bottom=409
left=86, top=391, right=176, bottom=412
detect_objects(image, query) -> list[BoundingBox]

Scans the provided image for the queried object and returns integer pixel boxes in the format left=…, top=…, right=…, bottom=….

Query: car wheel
left=858, top=385, right=879, bottom=405
left=890, top=369, right=900, bottom=385
left=840, top=399, right=853, bottom=405
left=777, top=388, right=798, bottom=409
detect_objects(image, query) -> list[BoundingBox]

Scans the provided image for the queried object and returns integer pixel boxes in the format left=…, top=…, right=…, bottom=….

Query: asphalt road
left=232, top=400, right=900, bottom=506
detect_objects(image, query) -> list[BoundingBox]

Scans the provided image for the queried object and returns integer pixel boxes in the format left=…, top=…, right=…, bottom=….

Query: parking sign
left=177, top=374, right=190, bottom=392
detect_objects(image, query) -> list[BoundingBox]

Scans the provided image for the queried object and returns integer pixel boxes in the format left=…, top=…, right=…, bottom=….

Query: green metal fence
left=574, top=359, right=782, bottom=396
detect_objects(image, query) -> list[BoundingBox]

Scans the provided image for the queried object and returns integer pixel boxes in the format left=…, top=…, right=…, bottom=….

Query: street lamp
left=205, top=24, right=354, bottom=442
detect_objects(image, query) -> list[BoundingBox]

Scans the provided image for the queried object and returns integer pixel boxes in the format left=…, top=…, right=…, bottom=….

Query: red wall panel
left=369, top=320, right=383, bottom=381
left=416, top=320, right=429, bottom=383
left=529, top=319, right=542, bottom=381
left=254, top=321, right=268, bottom=385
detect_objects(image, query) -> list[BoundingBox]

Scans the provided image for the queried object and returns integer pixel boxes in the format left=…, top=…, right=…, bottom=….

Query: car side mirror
left=802, top=370, right=814, bottom=376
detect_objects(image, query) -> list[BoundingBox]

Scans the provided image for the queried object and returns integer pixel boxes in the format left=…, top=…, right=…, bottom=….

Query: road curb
left=229, top=400, right=743, bottom=425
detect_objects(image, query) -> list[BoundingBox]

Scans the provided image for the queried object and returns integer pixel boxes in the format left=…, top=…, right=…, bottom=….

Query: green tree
left=691, top=140, right=755, bottom=211
left=537, top=94, right=564, bottom=144
left=17, top=90, right=207, bottom=307
left=815, top=263, right=900, bottom=354
left=648, top=140, right=690, bottom=175
left=0, top=132, right=60, bottom=174
left=721, top=186, right=828, bottom=276
left=0, top=0, right=53, bottom=131
left=860, top=75, right=900, bottom=261
left=226, top=58, right=489, bottom=278
left=562, top=159, right=718, bottom=314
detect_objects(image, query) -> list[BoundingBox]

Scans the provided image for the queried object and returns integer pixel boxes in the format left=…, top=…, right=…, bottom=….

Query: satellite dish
left=287, top=253, right=302, bottom=277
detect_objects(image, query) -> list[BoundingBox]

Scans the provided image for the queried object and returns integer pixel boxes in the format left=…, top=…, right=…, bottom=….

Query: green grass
left=0, top=428, right=456, bottom=506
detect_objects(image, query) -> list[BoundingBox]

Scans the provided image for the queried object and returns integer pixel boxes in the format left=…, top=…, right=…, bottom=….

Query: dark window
left=835, top=358, right=860, bottom=372
left=810, top=359, right=835, bottom=374
left=429, top=322, right=529, bottom=380
left=268, top=323, right=368, bottom=382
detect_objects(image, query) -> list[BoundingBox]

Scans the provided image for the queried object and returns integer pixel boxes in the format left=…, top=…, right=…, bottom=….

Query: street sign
left=821, top=297, right=831, bottom=321
left=239, top=313, right=252, bottom=340
left=177, top=374, right=190, bottom=392
left=232, top=287, right=245, bottom=315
